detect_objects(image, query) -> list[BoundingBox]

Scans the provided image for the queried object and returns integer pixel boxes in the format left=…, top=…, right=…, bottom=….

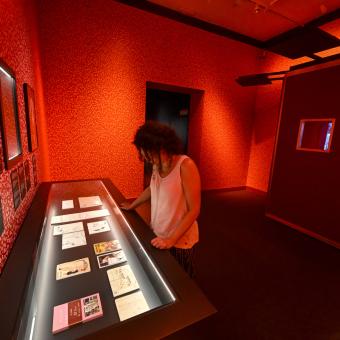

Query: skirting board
left=266, top=213, right=340, bottom=250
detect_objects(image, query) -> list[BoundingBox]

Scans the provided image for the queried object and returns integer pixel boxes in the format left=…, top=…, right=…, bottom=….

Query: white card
left=62, top=231, right=87, bottom=249
left=107, top=264, right=139, bottom=297
left=115, top=291, right=149, bottom=321
left=51, top=209, right=110, bottom=224
left=78, top=196, right=102, bottom=209
left=53, top=222, right=84, bottom=236
left=62, top=200, right=74, bottom=210
left=87, top=220, right=111, bottom=234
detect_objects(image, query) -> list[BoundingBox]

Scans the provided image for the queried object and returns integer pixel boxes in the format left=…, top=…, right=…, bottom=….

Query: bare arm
left=151, top=158, right=201, bottom=249
left=120, top=186, right=151, bottom=210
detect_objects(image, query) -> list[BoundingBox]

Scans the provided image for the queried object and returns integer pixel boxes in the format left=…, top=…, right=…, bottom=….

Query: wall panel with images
left=267, top=59, right=340, bottom=245
left=0, top=0, right=43, bottom=274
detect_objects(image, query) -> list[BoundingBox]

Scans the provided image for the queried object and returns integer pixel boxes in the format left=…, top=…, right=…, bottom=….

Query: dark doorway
left=144, top=87, right=191, bottom=187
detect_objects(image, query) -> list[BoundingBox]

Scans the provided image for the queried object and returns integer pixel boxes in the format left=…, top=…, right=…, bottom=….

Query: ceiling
left=117, top=0, right=340, bottom=61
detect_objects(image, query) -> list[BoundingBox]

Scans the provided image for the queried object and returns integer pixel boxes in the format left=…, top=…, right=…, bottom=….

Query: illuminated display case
left=13, top=179, right=215, bottom=339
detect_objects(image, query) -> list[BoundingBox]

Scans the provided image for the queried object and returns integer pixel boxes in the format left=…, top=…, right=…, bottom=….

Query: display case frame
left=1, top=179, right=215, bottom=340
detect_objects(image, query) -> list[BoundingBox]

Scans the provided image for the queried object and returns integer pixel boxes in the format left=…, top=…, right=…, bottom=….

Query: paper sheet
left=53, top=222, right=84, bottom=236
left=87, top=220, right=111, bottom=234
left=62, top=231, right=87, bottom=250
left=51, top=209, right=110, bottom=224
left=115, top=291, right=149, bottom=321
left=78, top=196, right=102, bottom=209
left=62, top=200, right=74, bottom=210
left=107, top=264, right=139, bottom=297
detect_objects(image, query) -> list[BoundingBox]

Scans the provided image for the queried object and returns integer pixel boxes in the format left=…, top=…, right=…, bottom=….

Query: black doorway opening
left=144, top=85, right=191, bottom=188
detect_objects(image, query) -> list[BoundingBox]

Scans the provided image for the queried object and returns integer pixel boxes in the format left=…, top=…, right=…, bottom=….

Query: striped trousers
left=170, top=246, right=196, bottom=278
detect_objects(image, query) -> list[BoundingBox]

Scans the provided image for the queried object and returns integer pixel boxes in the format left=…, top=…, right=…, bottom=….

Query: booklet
left=93, top=240, right=121, bottom=255
left=97, top=250, right=126, bottom=269
left=56, top=258, right=91, bottom=280
left=115, top=291, right=149, bottom=321
left=53, top=221, right=84, bottom=236
left=51, top=209, right=110, bottom=224
left=78, top=196, right=102, bottom=209
left=62, top=200, right=74, bottom=210
left=107, top=264, right=139, bottom=297
left=52, top=293, right=103, bottom=334
left=87, top=220, right=111, bottom=235
left=62, top=231, right=87, bottom=250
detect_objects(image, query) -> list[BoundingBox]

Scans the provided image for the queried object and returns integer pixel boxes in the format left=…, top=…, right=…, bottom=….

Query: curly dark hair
left=133, top=121, right=183, bottom=157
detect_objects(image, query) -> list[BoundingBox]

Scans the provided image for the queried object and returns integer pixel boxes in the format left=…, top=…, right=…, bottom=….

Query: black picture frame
left=10, top=168, right=21, bottom=210
left=18, top=164, right=26, bottom=201
left=24, top=160, right=31, bottom=192
left=23, top=83, right=38, bottom=152
left=0, top=197, right=3, bottom=236
left=0, top=61, right=22, bottom=169
left=32, top=154, right=38, bottom=187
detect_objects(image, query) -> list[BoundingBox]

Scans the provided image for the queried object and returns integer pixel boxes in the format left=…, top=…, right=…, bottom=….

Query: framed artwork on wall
left=23, top=83, right=38, bottom=152
left=0, top=197, right=3, bottom=236
left=18, top=164, right=26, bottom=201
left=24, top=160, right=31, bottom=192
left=10, top=168, right=20, bottom=210
left=0, top=61, right=22, bottom=169
left=0, top=140, right=3, bottom=174
left=32, top=154, right=38, bottom=187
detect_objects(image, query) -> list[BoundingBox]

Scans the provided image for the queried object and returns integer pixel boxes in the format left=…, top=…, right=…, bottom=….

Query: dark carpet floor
left=163, top=188, right=340, bottom=340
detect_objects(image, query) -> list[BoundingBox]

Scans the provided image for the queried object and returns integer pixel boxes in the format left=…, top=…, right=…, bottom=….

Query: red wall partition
left=36, top=0, right=260, bottom=198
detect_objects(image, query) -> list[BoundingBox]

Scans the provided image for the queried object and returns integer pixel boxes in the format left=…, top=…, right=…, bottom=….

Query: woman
left=120, top=121, right=201, bottom=277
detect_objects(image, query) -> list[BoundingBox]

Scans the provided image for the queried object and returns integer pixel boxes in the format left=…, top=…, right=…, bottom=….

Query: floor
left=162, top=188, right=340, bottom=340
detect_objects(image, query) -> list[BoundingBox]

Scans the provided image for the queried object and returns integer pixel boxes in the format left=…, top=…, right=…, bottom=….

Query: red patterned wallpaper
left=0, top=0, right=42, bottom=273
left=36, top=0, right=260, bottom=198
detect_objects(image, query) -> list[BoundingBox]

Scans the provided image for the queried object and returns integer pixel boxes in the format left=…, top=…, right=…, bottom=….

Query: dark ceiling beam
left=263, top=8, right=340, bottom=48
left=115, top=0, right=264, bottom=48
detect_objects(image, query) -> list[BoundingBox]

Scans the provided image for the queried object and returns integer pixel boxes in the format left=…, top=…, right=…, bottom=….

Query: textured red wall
left=36, top=0, right=260, bottom=198
left=0, top=0, right=43, bottom=273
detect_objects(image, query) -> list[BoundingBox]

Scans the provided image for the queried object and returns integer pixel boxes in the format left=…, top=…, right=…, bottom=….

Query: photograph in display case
left=87, top=220, right=111, bottom=234
left=24, top=160, right=31, bottom=192
left=97, top=250, right=126, bottom=268
left=53, top=221, right=84, bottom=236
left=93, top=239, right=121, bottom=255
left=62, top=231, right=87, bottom=250
left=115, top=291, right=150, bottom=321
left=56, top=257, right=91, bottom=280
left=23, top=83, right=38, bottom=152
left=107, top=264, right=139, bottom=297
left=52, top=293, right=103, bottom=334
left=10, top=168, right=20, bottom=210
left=78, top=196, right=102, bottom=209
left=18, top=164, right=26, bottom=201
left=0, top=62, right=22, bottom=169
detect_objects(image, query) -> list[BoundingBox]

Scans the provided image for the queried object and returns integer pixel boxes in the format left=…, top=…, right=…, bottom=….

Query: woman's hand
left=151, top=236, right=175, bottom=249
left=120, top=201, right=133, bottom=211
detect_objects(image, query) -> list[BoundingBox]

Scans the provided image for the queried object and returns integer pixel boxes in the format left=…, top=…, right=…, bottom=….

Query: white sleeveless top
left=150, top=155, right=199, bottom=249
